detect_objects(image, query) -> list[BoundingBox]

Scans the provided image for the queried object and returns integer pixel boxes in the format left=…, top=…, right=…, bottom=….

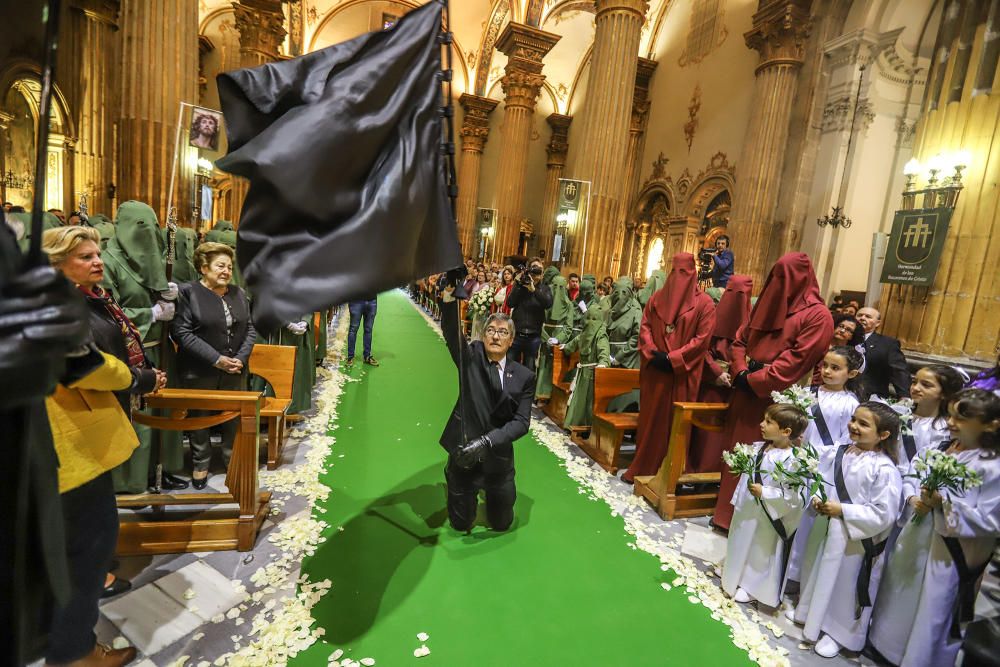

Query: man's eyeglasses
left=485, top=327, right=511, bottom=338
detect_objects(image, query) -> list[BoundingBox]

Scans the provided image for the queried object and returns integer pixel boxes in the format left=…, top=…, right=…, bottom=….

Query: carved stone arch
left=621, top=182, right=675, bottom=279
left=474, top=0, right=513, bottom=95
left=683, top=151, right=735, bottom=241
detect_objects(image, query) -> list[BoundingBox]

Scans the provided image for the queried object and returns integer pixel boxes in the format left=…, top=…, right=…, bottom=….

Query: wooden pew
left=249, top=344, right=297, bottom=470
left=117, top=388, right=269, bottom=555
left=571, top=368, right=640, bottom=473
left=542, top=348, right=579, bottom=425
left=633, top=401, right=728, bottom=520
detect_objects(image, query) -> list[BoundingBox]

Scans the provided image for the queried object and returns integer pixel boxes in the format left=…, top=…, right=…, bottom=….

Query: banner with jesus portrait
left=879, top=207, right=954, bottom=286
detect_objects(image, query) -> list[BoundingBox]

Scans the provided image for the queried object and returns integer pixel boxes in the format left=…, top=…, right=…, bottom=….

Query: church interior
left=2, top=1, right=999, bottom=666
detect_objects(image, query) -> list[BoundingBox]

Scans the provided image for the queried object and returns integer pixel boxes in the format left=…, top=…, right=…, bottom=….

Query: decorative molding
left=233, top=0, right=287, bottom=60
left=630, top=57, right=657, bottom=134
left=287, top=0, right=303, bottom=56
left=496, top=22, right=561, bottom=75
left=648, top=152, right=669, bottom=183
left=475, top=0, right=511, bottom=95
left=820, top=95, right=875, bottom=133
left=679, top=0, right=728, bottom=67
left=545, top=113, right=572, bottom=166
left=683, top=84, right=701, bottom=152
left=895, top=117, right=917, bottom=148
left=744, top=0, right=812, bottom=72
left=458, top=93, right=500, bottom=153
left=500, top=70, right=547, bottom=109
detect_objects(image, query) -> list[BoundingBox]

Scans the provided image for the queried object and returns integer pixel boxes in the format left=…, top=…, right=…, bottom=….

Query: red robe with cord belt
left=623, top=254, right=715, bottom=482
left=688, top=275, right=753, bottom=473
left=712, top=253, right=833, bottom=529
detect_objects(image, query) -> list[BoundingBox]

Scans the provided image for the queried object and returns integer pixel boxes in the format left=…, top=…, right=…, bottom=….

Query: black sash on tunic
left=901, top=433, right=917, bottom=461
left=941, top=536, right=989, bottom=639
left=753, top=447, right=796, bottom=573
left=833, top=445, right=887, bottom=619
left=810, top=385, right=835, bottom=447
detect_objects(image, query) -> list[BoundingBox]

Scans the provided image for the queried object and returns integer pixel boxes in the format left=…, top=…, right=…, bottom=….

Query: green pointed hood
left=548, top=275, right=575, bottom=324
left=578, top=306, right=607, bottom=353
left=105, top=201, right=167, bottom=291
left=169, top=226, right=199, bottom=283
left=204, top=219, right=235, bottom=244
left=89, top=214, right=116, bottom=249
left=541, top=265, right=560, bottom=286
left=638, top=270, right=666, bottom=307
left=609, top=277, right=641, bottom=322
left=12, top=211, right=64, bottom=251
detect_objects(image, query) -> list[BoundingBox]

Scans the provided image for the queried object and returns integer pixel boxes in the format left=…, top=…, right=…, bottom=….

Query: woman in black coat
left=172, top=242, right=256, bottom=489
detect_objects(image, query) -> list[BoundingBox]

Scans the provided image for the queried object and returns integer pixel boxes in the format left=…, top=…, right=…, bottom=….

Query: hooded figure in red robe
left=622, top=253, right=715, bottom=483
left=687, top=274, right=754, bottom=473
left=711, top=253, right=833, bottom=529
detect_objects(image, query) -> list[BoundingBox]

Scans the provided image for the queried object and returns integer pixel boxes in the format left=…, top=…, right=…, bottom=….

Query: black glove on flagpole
left=454, top=434, right=491, bottom=469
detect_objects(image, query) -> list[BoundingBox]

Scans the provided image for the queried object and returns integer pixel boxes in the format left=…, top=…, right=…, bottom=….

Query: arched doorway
left=0, top=71, right=73, bottom=211
left=623, top=186, right=672, bottom=280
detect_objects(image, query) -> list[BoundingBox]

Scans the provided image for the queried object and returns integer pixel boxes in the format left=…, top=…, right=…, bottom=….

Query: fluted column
left=728, top=0, right=812, bottom=284
left=612, top=57, right=656, bottom=276
left=229, top=0, right=286, bottom=225
left=492, top=23, right=560, bottom=258
left=117, top=0, right=198, bottom=221
left=457, top=94, right=499, bottom=255
left=567, top=0, right=648, bottom=275
left=60, top=1, right=120, bottom=216
left=537, top=113, right=572, bottom=261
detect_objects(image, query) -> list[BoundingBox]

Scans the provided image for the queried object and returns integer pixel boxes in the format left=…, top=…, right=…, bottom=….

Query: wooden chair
left=118, top=388, right=268, bottom=555
left=633, top=401, right=728, bottom=520
left=571, top=368, right=641, bottom=473
left=542, top=348, right=579, bottom=425
left=249, top=344, right=298, bottom=470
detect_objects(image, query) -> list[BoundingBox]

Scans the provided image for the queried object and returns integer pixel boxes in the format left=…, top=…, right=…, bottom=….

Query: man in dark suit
left=857, top=306, right=910, bottom=398
left=439, top=285, right=535, bottom=532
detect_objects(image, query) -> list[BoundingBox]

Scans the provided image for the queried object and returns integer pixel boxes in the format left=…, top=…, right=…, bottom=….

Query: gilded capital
left=546, top=113, right=572, bottom=166
left=69, top=0, right=120, bottom=27
left=233, top=0, right=287, bottom=61
left=459, top=94, right=499, bottom=153
left=496, top=22, right=560, bottom=75
left=744, top=0, right=812, bottom=71
left=501, top=70, right=546, bottom=110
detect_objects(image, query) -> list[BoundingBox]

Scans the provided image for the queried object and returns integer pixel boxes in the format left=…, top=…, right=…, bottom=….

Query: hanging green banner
left=879, top=207, right=954, bottom=286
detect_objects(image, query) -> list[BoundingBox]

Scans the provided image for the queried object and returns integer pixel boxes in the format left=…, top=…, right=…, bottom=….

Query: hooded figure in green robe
left=169, top=226, right=200, bottom=283
left=572, top=277, right=597, bottom=335
left=607, top=277, right=643, bottom=369
left=204, top=219, right=235, bottom=242
left=89, top=213, right=116, bottom=250
left=12, top=211, right=63, bottom=252
left=541, top=265, right=560, bottom=287
left=102, top=201, right=184, bottom=492
left=253, top=314, right=317, bottom=414
left=561, top=306, right=611, bottom=429
left=536, top=275, right=576, bottom=399
left=637, top=269, right=666, bottom=308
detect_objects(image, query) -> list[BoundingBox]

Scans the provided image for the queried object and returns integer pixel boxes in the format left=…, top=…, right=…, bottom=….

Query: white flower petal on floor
left=416, top=632, right=429, bottom=642
left=111, top=636, right=130, bottom=650
left=360, top=658, right=376, bottom=666
left=413, top=645, right=431, bottom=658
left=183, top=588, right=197, bottom=600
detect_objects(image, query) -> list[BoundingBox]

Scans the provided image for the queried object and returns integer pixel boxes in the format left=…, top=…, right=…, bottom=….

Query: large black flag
left=216, top=1, right=461, bottom=330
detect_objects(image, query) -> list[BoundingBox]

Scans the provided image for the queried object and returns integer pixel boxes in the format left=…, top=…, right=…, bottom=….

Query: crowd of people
left=413, top=249, right=1000, bottom=664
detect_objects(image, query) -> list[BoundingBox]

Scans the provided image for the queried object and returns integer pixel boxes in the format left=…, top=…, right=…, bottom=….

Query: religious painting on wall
left=879, top=207, right=954, bottom=286
left=189, top=106, right=223, bottom=150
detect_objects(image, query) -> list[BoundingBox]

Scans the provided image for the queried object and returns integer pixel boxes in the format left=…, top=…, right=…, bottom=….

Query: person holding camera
left=709, top=235, right=735, bottom=288
left=506, top=260, right=552, bottom=373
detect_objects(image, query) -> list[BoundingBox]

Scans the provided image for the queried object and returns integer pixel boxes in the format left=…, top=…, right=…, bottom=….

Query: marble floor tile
left=101, top=584, right=205, bottom=656
left=680, top=522, right=728, bottom=566
left=153, top=560, right=245, bottom=622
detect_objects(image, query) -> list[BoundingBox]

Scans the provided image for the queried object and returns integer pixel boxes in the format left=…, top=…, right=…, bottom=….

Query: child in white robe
left=786, top=346, right=863, bottom=589
left=868, top=389, right=1000, bottom=667
left=723, top=403, right=809, bottom=607
left=898, top=364, right=964, bottom=463
left=786, top=402, right=903, bottom=659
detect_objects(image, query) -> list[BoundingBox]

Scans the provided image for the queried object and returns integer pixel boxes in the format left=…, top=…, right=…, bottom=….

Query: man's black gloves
left=649, top=351, right=673, bottom=372
left=732, top=370, right=753, bottom=393
left=0, top=265, right=92, bottom=406
left=453, top=434, right=492, bottom=469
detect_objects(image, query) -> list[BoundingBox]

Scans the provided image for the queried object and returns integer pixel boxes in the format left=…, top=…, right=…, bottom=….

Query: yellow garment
left=46, top=351, right=139, bottom=493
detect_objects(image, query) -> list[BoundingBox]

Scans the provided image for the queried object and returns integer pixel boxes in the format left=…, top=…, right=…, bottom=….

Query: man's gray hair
left=483, top=312, right=515, bottom=338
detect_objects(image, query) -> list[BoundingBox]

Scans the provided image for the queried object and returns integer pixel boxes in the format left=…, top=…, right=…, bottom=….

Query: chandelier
left=817, top=66, right=865, bottom=230
left=816, top=206, right=852, bottom=228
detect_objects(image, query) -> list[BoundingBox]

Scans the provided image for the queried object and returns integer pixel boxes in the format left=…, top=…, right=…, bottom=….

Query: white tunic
left=802, top=387, right=859, bottom=449
left=791, top=447, right=902, bottom=651
left=722, top=443, right=804, bottom=607
left=901, top=414, right=950, bottom=463
left=868, top=449, right=1000, bottom=667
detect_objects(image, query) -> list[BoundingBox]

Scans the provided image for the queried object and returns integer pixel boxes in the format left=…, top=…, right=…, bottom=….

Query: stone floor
left=42, top=300, right=998, bottom=667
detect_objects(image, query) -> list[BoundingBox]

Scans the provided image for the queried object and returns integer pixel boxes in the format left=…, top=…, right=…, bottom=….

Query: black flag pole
left=26, top=0, right=62, bottom=267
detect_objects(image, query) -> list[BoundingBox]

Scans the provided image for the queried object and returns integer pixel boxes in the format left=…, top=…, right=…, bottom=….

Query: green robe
left=169, top=226, right=199, bottom=283
left=253, top=315, right=317, bottom=415
left=607, top=277, right=642, bottom=369
left=12, top=211, right=62, bottom=253
left=101, top=201, right=183, bottom=491
left=315, top=310, right=329, bottom=361
left=535, top=276, right=576, bottom=398
left=89, top=213, right=116, bottom=250
left=562, top=308, right=611, bottom=429
left=637, top=269, right=666, bottom=308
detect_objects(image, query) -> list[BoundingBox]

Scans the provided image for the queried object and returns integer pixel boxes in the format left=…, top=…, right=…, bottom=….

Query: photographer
left=708, top=235, right=734, bottom=288
left=506, top=259, right=552, bottom=372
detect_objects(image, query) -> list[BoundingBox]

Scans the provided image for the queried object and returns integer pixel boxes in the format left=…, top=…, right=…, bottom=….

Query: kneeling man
left=439, top=285, right=535, bottom=532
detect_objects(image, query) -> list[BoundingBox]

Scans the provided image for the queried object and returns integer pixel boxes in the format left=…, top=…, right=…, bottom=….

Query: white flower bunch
left=772, top=441, right=828, bottom=502
left=908, top=448, right=984, bottom=523
left=467, top=288, right=493, bottom=317
left=870, top=396, right=915, bottom=435
left=722, top=443, right=759, bottom=489
left=770, top=385, right=817, bottom=418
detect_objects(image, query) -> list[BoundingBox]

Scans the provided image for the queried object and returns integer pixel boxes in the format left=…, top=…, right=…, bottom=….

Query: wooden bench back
left=551, top=348, right=580, bottom=389
left=593, top=368, right=641, bottom=414
left=249, top=344, right=297, bottom=400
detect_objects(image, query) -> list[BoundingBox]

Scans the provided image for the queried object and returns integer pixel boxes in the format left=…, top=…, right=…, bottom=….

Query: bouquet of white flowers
left=908, top=448, right=984, bottom=523
left=467, top=288, right=494, bottom=317
left=772, top=440, right=829, bottom=502
left=722, top=443, right=759, bottom=490
left=770, top=385, right=817, bottom=418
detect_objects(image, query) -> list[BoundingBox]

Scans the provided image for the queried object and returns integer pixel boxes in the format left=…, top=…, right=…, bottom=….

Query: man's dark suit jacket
left=862, top=332, right=911, bottom=398
left=438, top=299, right=535, bottom=465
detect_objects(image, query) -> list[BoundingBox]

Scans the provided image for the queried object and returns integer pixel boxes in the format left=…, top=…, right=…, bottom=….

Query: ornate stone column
left=728, top=0, right=812, bottom=284
left=229, top=0, right=286, bottom=224
left=117, top=0, right=199, bottom=221
left=456, top=93, right=499, bottom=255
left=611, top=57, right=656, bottom=276
left=566, top=0, right=648, bottom=275
left=666, top=214, right=702, bottom=257
left=60, top=0, right=120, bottom=216
left=492, top=23, right=560, bottom=258
left=536, top=113, right=571, bottom=261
